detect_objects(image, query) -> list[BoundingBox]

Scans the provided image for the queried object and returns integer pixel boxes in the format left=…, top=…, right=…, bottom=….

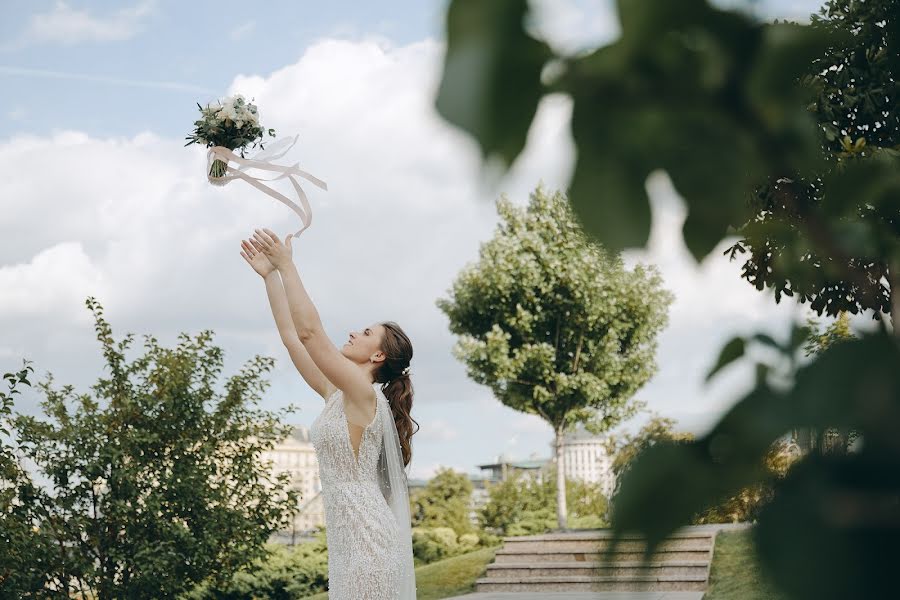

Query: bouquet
left=185, top=94, right=327, bottom=237
left=185, top=94, right=274, bottom=183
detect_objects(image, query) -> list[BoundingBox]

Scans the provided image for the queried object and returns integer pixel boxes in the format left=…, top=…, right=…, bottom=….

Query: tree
left=796, top=313, right=858, bottom=453
left=4, top=297, right=300, bottom=599
left=409, top=467, right=474, bottom=534
left=1, top=359, right=66, bottom=598
left=692, top=440, right=800, bottom=524
left=183, top=534, right=329, bottom=599
left=726, top=0, right=900, bottom=320
left=604, top=415, right=694, bottom=495
left=437, top=185, right=671, bottom=529
left=478, top=469, right=608, bottom=535
left=478, top=472, right=555, bottom=536
left=434, top=0, right=900, bottom=595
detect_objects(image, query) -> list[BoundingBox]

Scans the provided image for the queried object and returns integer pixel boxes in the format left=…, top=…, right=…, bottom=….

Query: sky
left=0, top=0, right=846, bottom=482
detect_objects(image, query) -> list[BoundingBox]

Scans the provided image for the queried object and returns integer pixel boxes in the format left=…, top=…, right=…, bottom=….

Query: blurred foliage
left=435, top=0, right=900, bottom=596
left=604, top=415, right=694, bottom=491
left=437, top=0, right=839, bottom=261
left=726, top=0, right=900, bottom=319
left=796, top=313, right=859, bottom=454
left=605, top=415, right=800, bottom=524
left=410, top=467, right=475, bottom=534
left=1, top=298, right=300, bottom=599
left=181, top=533, right=329, bottom=600
left=437, top=185, right=671, bottom=527
left=693, top=440, right=800, bottom=524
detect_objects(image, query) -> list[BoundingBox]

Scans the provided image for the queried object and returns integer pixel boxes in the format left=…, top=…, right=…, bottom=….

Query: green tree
left=478, top=470, right=608, bottom=535
left=434, top=0, right=900, bottom=596
left=410, top=467, right=474, bottom=534
left=478, top=472, right=555, bottom=536
left=1, top=359, right=66, bottom=598
left=726, top=0, right=900, bottom=320
left=693, top=440, right=800, bottom=525
left=604, top=415, right=694, bottom=487
left=437, top=186, right=671, bottom=529
left=183, top=532, right=329, bottom=599
left=796, top=313, right=858, bottom=453
left=6, top=297, right=300, bottom=600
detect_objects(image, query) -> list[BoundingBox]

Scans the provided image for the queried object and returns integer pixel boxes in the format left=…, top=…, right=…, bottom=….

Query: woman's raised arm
left=251, top=228, right=373, bottom=403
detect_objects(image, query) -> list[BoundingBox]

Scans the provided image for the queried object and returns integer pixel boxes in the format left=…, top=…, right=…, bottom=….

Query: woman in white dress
left=240, top=228, right=419, bottom=599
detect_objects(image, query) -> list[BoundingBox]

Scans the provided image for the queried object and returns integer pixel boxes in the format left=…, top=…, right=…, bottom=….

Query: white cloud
left=12, top=0, right=156, bottom=47
left=0, top=242, right=109, bottom=323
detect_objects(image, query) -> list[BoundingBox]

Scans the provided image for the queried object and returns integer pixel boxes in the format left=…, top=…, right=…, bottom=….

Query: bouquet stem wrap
left=206, top=134, right=327, bottom=237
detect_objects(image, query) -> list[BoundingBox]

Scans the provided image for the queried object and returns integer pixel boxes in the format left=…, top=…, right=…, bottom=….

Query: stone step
left=493, top=549, right=713, bottom=563
left=499, top=537, right=713, bottom=554
left=485, top=560, right=710, bottom=579
left=475, top=575, right=709, bottom=593
left=500, top=530, right=715, bottom=542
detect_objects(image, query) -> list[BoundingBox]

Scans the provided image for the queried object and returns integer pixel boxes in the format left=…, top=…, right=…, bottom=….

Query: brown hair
left=374, top=321, right=418, bottom=467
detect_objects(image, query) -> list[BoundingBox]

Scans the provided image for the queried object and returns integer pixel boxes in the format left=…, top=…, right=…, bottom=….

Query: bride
left=240, top=227, right=419, bottom=599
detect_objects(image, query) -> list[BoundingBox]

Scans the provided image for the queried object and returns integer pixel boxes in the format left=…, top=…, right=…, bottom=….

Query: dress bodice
left=310, top=386, right=386, bottom=487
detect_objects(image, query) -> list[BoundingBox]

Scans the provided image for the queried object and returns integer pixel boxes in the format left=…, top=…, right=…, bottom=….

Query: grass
left=706, top=529, right=788, bottom=600
left=302, top=546, right=499, bottom=600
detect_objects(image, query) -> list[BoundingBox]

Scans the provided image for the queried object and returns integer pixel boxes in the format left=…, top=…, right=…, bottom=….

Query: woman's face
left=342, top=323, right=385, bottom=364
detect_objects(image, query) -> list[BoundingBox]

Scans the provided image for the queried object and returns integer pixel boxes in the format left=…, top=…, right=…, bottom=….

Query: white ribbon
left=206, top=134, right=327, bottom=238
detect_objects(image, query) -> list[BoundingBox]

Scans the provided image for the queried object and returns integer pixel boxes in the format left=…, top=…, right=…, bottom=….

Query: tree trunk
left=555, top=426, right=568, bottom=530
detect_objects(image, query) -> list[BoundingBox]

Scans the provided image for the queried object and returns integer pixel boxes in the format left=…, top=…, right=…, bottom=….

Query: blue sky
left=0, top=1, right=443, bottom=139
left=1, top=0, right=836, bottom=483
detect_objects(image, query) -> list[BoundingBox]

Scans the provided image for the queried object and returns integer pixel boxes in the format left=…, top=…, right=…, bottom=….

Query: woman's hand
left=240, top=237, right=276, bottom=278
left=251, top=227, right=294, bottom=271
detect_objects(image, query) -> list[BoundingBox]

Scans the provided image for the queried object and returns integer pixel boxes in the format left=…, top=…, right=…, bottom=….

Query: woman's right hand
left=240, top=238, right=276, bottom=278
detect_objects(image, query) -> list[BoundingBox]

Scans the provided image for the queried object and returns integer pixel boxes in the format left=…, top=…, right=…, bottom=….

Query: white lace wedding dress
left=310, top=385, right=414, bottom=599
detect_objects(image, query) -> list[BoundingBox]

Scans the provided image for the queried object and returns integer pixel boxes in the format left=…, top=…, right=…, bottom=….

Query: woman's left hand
left=251, top=227, right=294, bottom=270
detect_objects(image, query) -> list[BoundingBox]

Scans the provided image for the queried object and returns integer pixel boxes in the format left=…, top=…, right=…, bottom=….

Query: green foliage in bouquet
left=185, top=94, right=277, bottom=179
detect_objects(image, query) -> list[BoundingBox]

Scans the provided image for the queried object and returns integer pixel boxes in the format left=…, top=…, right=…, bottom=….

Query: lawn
left=706, top=529, right=788, bottom=600
left=303, top=546, right=499, bottom=600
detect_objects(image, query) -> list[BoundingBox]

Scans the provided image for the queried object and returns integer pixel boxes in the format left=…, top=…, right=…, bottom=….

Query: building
left=553, top=423, right=616, bottom=497
left=260, top=424, right=325, bottom=541
left=476, top=452, right=550, bottom=484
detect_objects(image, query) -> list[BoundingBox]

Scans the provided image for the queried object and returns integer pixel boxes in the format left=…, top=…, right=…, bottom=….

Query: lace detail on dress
left=309, top=385, right=405, bottom=599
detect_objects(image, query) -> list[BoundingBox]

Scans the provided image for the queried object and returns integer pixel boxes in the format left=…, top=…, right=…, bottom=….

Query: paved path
left=444, top=593, right=704, bottom=600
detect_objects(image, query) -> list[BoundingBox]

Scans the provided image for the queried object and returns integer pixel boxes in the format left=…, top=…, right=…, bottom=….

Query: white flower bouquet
left=184, top=93, right=327, bottom=238
left=185, top=94, right=275, bottom=183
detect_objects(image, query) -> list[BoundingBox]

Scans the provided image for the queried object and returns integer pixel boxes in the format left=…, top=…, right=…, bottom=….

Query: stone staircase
left=476, top=527, right=718, bottom=593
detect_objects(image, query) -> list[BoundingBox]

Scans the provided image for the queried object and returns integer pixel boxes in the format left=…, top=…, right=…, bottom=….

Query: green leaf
left=435, top=0, right=552, bottom=168
left=751, top=333, right=781, bottom=350
left=568, top=104, right=653, bottom=250
left=755, top=451, right=900, bottom=600
left=706, top=336, right=746, bottom=381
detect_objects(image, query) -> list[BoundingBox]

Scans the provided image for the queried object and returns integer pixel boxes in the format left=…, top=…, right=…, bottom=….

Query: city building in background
left=260, top=425, right=324, bottom=544
left=553, top=423, right=616, bottom=498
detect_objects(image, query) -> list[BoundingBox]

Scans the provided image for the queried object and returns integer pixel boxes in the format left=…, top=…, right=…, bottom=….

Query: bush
left=412, top=527, right=460, bottom=565
left=182, top=533, right=329, bottom=600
